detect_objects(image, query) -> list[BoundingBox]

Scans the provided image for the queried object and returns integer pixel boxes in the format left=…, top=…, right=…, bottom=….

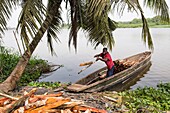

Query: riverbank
left=117, top=23, right=170, bottom=28
left=1, top=47, right=170, bottom=112
left=11, top=86, right=124, bottom=112
left=0, top=47, right=60, bottom=86
left=7, top=82, right=170, bottom=113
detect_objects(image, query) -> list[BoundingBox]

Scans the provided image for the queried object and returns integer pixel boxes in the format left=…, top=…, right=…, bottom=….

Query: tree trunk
left=0, top=0, right=62, bottom=93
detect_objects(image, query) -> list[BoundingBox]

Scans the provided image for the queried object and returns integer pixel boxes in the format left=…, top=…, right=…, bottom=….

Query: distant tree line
left=62, top=16, right=170, bottom=28
left=118, top=16, right=170, bottom=28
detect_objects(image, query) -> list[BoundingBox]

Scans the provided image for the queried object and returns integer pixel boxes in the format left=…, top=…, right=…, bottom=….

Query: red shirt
left=100, top=52, right=114, bottom=69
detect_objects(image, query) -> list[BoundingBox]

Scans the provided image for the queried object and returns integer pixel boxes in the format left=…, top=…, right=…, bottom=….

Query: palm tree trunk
left=0, top=0, right=62, bottom=93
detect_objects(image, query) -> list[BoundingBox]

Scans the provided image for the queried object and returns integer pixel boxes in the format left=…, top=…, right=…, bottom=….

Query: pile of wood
left=114, top=60, right=132, bottom=74
left=0, top=88, right=107, bottom=113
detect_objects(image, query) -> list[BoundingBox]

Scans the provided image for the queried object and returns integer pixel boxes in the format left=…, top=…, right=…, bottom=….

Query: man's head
left=102, top=48, right=108, bottom=54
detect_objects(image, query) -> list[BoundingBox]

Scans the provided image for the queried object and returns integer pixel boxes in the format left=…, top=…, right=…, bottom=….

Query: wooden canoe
left=67, top=51, right=152, bottom=92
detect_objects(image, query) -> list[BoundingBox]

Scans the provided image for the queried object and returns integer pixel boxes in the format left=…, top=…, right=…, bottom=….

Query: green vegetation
left=118, top=16, right=170, bottom=28
left=63, top=16, right=170, bottom=28
left=0, top=47, right=51, bottom=86
left=28, top=81, right=62, bottom=89
left=120, top=82, right=170, bottom=112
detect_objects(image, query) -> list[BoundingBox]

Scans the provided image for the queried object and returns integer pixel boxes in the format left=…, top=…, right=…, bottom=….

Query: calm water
left=2, top=28, right=170, bottom=90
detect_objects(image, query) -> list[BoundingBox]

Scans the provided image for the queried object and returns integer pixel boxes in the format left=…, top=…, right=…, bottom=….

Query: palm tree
left=0, top=0, right=63, bottom=92
left=0, top=0, right=169, bottom=93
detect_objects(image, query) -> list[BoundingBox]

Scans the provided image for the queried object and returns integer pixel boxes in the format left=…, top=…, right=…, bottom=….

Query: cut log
left=72, top=105, right=107, bottom=113
left=0, top=98, right=10, bottom=107
left=0, top=92, right=19, bottom=100
left=33, top=92, right=63, bottom=100
left=79, top=61, right=93, bottom=66
left=4, top=88, right=37, bottom=113
left=58, top=101, right=84, bottom=109
left=103, top=96, right=117, bottom=103
left=46, top=97, right=64, bottom=104
left=28, top=92, right=63, bottom=103
left=27, top=98, right=71, bottom=113
left=25, top=99, right=47, bottom=110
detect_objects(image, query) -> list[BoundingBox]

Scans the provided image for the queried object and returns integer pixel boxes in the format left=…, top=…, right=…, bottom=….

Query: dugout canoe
left=67, top=51, right=152, bottom=92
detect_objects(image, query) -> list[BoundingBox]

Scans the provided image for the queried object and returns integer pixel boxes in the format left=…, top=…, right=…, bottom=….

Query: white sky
left=111, top=0, right=170, bottom=22
left=7, top=0, right=170, bottom=27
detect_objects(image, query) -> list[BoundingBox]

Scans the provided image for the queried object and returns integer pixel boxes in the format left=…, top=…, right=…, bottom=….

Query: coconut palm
left=0, top=0, right=169, bottom=93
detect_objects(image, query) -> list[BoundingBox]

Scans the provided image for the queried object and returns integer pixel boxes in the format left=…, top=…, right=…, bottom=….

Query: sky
left=7, top=0, right=170, bottom=28
left=111, top=0, right=170, bottom=21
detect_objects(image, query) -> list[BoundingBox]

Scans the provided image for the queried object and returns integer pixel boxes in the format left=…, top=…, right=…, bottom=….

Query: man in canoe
left=94, top=48, right=114, bottom=78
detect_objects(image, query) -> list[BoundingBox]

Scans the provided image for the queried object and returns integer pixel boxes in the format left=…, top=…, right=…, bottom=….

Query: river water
left=2, top=28, right=170, bottom=90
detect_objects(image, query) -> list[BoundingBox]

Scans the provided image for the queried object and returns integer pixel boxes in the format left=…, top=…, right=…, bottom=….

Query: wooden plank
left=5, top=88, right=37, bottom=113
left=67, top=84, right=88, bottom=92
left=72, top=105, right=107, bottom=113
left=79, top=61, right=93, bottom=66
left=26, top=98, right=70, bottom=113
left=33, top=92, right=63, bottom=100
left=67, top=84, right=85, bottom=89
left=0, top=93, right=19, bottom=100
left=86, top=76, right=100, bottom=85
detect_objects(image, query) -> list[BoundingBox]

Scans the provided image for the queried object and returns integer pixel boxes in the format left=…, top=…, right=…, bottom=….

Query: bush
left=0, top=46, right=50, bottom=86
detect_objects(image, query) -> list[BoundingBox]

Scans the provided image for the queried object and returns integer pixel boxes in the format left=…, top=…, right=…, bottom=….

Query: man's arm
left=96, top=57, right=108, bottom=62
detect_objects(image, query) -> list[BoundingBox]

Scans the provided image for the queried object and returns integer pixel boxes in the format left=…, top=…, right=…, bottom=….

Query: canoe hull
left=67, top=51, right=152, bottom=92
left=106, top=61, right=152, bottom=91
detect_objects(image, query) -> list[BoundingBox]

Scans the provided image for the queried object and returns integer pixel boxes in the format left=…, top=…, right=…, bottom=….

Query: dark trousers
left=106, top=66, right=114, bottom=77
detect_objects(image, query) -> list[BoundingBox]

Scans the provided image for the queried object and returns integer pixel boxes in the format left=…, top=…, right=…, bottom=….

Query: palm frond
left=144, top=0, right=169, bottom=22
left=111, top=0, right=138, bottom=16
left=46, top=0, right=63, bottom=55
left=108, top=17, right=118, bottom=31
left=141, top=13, right=153, bottom=49
left=67, top=0, right=116, bottom=50
left=135, top=0, right=154, bottom=50
left=111, top=0, right=154, bottom=50
left=16, top=0, right=46, bottom=49
left=0, top=0, right=18, bottom=35
left=82, top=0, right=115, bottom=50
left=67, top=0, right=79, bottom=51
